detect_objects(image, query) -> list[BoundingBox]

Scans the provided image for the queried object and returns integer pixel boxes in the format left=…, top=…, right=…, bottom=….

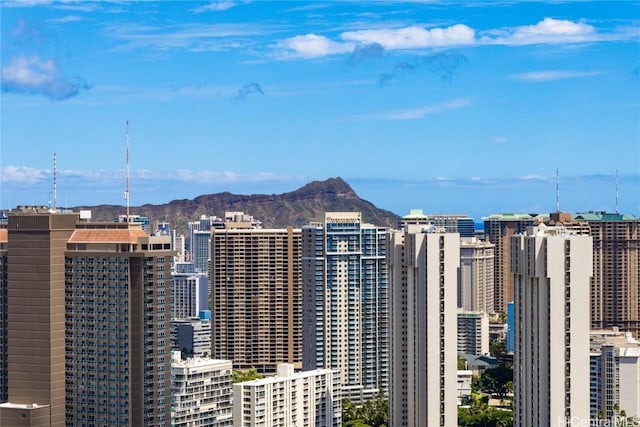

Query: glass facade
left=303, top=213, right=388, bottom=403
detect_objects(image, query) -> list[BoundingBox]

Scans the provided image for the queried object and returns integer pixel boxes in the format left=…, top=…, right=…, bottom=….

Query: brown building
left=0, top=207, right=172, bottom=426
left=0, top=227, right=8, bottom=404
left=64, top=221, right=172, bottom=426
left=210, top=226, right=302, bottom=373
left=575, top=212, right=640, bottom=337
left=482, top=213, right=538, bottom=313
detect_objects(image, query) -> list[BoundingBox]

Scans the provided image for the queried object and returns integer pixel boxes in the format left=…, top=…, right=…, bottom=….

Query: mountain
left=76, top=177, right=400, bottom=237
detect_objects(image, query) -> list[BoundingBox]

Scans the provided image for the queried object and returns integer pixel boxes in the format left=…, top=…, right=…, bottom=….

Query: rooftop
left=68, top=228, right=148, bottom=243
left=574, top=211, right=639, bottom=221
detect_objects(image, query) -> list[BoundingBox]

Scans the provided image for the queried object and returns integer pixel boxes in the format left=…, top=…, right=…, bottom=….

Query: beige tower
left=388, top=225, right=459, bottom=427
left=3, top=206, right=79, bottom=427
left=512, top=225, right=592, bottom=427
left=575, top=212, right=640, bottom=337
left=483, top=213, right=538, bottom=312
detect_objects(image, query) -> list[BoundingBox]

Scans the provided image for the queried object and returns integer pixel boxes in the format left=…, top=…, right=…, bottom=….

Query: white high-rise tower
left=512, top=224, right=592, bottom=427
left=387, top=224, right=459, bottom=426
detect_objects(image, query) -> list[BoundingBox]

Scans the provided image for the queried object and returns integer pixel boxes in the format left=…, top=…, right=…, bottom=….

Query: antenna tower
left=556, top=168, right=560, bottom=213
left=124, top=120, right=130, bottom=222
left=53, top=153, right=57, bottom=211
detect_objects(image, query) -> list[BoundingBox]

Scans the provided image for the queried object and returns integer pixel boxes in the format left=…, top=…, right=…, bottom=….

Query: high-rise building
left=0, top=206, right=173, bottom=426
left=189, top=215, right=224, bottom=273
left=459, top=237, right=495, bottom=313
left=171, top=316, right=212, bottom=359
left=457, top=311, right=489, bottom=356
left=483, top=213, right=540, bottom=313
left=232, top=363, right=341, bottom=427
left=511, top=224, right=592, bottom=427
left=172, top=230, right=186, bottom=266
left=302, top=212, right=388, bottom=403
left=1, top=206, right=79, bottom=426
left=574, top=212, right=640, bottom=337
left=399, top=209, right=475, bottom=237
left=589, top=329, right=640, bottom=420
left=171, top=272, right=209, bottom=319
left=0, top=227, right=7, bottom=404
left=210, top=226, right=302, bottom=372
left=387, top=225, right=459, bottom=427
left=64, top=220, right=172, bottom=426
left=171, top=352, right=233, bottom=427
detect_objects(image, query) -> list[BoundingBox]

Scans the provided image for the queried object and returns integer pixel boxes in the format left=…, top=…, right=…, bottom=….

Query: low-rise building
left=171, top=352, right=233, bottom=427
left=233, top=363, right=341, bottom=427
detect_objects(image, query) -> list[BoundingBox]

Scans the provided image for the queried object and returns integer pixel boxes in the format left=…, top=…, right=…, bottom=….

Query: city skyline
left=1, top=1, right=639, bottom=220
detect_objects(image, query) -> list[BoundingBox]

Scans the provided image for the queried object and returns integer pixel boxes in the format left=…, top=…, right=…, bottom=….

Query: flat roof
left=68, top=228, right=147, bottom=243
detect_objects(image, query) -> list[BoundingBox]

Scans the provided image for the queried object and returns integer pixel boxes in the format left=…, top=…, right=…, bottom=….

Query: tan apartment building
left=576, top=212, right=640, bottom=337
left=483, top=213, right=538, bottom=313
left=0, top=207, right=172, bottom=426
left=210, top=226, right=302, bottom=372
left=2, top=207, right=78, bottom=426
left=0, top=227, right=7, bottom=405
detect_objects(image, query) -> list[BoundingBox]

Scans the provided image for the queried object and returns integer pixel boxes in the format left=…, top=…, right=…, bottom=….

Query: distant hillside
left=76, top=177, right=400, bottom=237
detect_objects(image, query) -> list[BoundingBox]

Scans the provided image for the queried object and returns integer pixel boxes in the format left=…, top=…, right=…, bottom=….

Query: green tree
left=458, top=394, right=513, bottom=427
left=342, top=392, right=388, bottom=427
left=458, top=355, right=468, bottom=370
left=489, top=339, right=507, bottom=357
left=472, top=363, right=513, bottom=399
left=232, top=368, right=263, bottom=383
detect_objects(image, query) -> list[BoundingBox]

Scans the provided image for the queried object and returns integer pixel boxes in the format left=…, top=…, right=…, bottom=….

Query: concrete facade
left=388, top=225, right=459, bottom=427
left=232, top=363, right=341, bottom=427
left=512, top=225, right=592, bottom=427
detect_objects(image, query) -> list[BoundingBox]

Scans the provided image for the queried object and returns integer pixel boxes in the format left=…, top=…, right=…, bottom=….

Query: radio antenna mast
left=124, top=120, right=130, bottom=222
left=53, top=153, right=58, bottom=211
left=556, top=168, right=560, bottom=213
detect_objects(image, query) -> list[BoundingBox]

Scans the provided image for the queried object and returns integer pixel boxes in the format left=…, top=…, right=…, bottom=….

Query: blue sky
left=1, top=1, right=639, bottom=221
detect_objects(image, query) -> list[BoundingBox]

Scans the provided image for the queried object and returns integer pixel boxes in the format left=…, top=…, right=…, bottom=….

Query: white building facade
left=171, top=352, right=233, bottom=427
left=171, top=272, right=209, bottom=319
left=511, top=225, right=592, bottom=427
left=589, top=329, right=640, bottom=420
left=457, top=311, right=490, bottom=356
left=388, top=225, right=459, bottom=427
left=232, top=363, right=341, bottom=427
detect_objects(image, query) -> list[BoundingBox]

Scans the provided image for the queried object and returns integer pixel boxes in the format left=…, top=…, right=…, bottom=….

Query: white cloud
left=193, top=1, right=237, bottom=13
left=108, top=22, right=271, bottom=52
left=492, top=136, right=508, bottom=144
left=484, top=18, right=597, bottom=45
left=341, top=24, right=475, bottom=49
left=1, top=55, right=89, bottom=100
left=272, top=16, right=637, bottom=60
left=520, top=174, right=550, bottom=181
left=1, top=166, right=48, bottom=184
left=49, top=15, right=84, bottom=23
left=276, top=34, right=354, bottom=59
left=511, top=70, right=602, bottom=82
left=356, top=98, right=471, bottom=120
